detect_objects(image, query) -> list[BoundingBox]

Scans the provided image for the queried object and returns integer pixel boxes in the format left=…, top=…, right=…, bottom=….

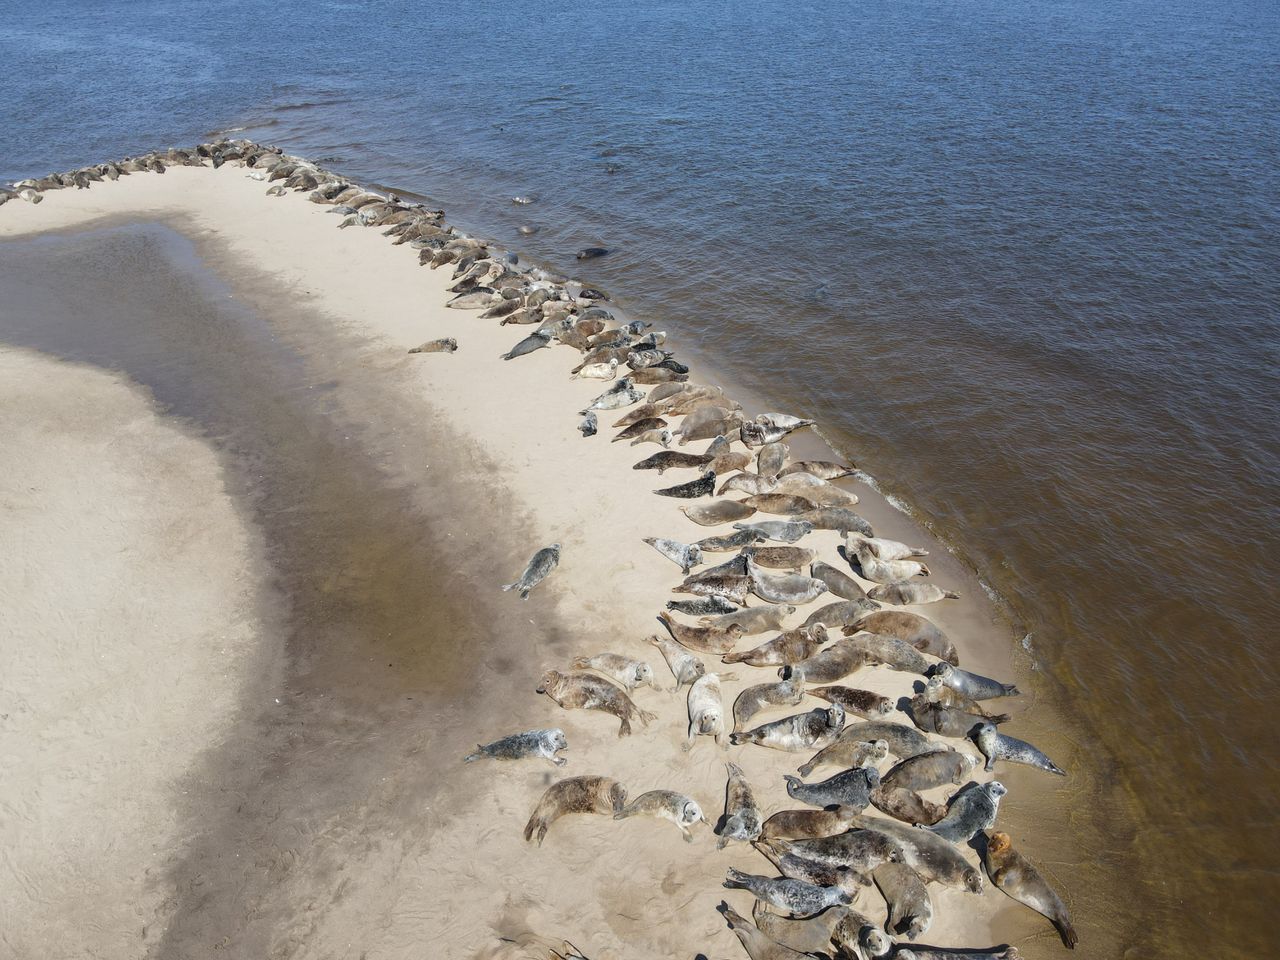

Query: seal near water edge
left=931, top=661, right=1019, bottom=700
left=982, top=831, right=1079, bottom=949
left=922, top=781, right=1007, bottom=844
left=882, top=749, right=980, bottom=793
left=849, top=610, right=958, bottom=665
left=868, top=581, right=959, bottom=605
left=972, top=721, right=1066, bottom=776
left=614, top=789, right=709, bottom=841
left=536, top=670, right=657, bottom=737
left=464, top=728, right=568, bottom=767
left=523, top=775, right=627, bottom=846
left=501, top=543, right=560, bottom=598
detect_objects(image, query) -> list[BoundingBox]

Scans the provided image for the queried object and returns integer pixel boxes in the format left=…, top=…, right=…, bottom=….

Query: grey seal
left=847, top=632, right=933, bottom=674
left=731, top=672, right=807, bottom=732
left=667, top=595, right=739, bottom=616
left=407, top=337, right=458, bottom=353
left=718, top=760, right=763, bottom=848
left=723, top=623, right=830, bottom=667
left=682, top=500, right=757, bottom=526
left=786, top=638, right=869, bottom=684
left=732, top=519, right=814, bottom=543
left=809, top=560, right=868, bottom=601
left=752, top=905, right=851, bottom=957
left=615, top=416, right=667, bottom=440
left=869, top=785, right=948, bottom=826
left=830, top=909, right=895, bottom=959
left=781, top=460, right=857, bottom=480
left=647, top=633, right=706, bottom=692
left=700, top=603, right=795, bottom=635
left=847, top=532, right=929, bottom=561
left=972, top=722, right=1066, bottom=776
left=931, top=661, right=1019, bottom=700
left=722, top=868, right=852, bottom=919
left=632, top=450, right=712, bottom=473
left=809, top=684, right=895, bottom=719
left=578, top=411, right=598, bottom=437
left=761, top=805, right=860, bottom=841
left=464, top=728, right=568, bottom=766
left=783, top=765, right=880, bottom=810
left=923, top=676, right=1009, bottom=722
left=849, top=611, right=958, bottom=665
left=686, top=672, right=728, bottom=749
left=614, top=789, right=708, bottom=841
left=747, top=546, right=816, bottom=569
left=671, top=569, right=751, bottom=605
left=500, top=329, right=552, bottom=361
left=697, top=528, right=768, bottom=552
left=576, top=247, right=610, bottom=259
left=838, top=721, right=949, bottom=760
left=730, top=704, right=845, bottom=752
left=883, top=749, right=981, bottom=793
left=923, top=781, right=1007, bottom=844
left=502, top=543, right=560, bottom=598
left=747, top=560, right=828, bottom=605
left=867, top=581, right=959, bottom=604
left=851, top=544, right=931, bottom=583
left=801, top=598, right=881, bottom=631
left=536, top=670, right=657, bottom=737
left=657, top=610, right=745, bottom=654
left=909, top=696, right=994, bottom=739
left=982, top=831, right=1078, bottom=949
left=718, top=901, right=814, bottom=960
left=643, top=536, right=704, bottom=573
left=873, top=861, right=933, bottom=940
left=767, top=829, right=902, bottom=877
left=797, top=737, right=889, bottom=778
left=655, top=469, right=715, bottom=498
left=523, top=775, right=627, bottom=846
left=894, top=948, right=1021, bottom=960
left=570, top=653, right=661, bottom=693
left=847, top=814, right=984, bottom=892
left=757, top=441, right=790, bottom=479
left=718, top=472, right=780, bottom=497
left=798, top=507, right=874, bottom=537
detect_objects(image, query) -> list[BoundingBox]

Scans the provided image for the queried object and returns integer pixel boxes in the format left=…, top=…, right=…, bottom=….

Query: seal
left=655, top=469, right=716, bottom=498
left=754, top=846, right=862, bottom=896
left=658, top=610, right=746, bottom=654
left=847, top=632, right=933, bottom=675
left=847, top=813, right=984, bottom=892
left=464, top=728, right=568, bottom=767
left=909, top=696, right=993, bottom=739
left=407, top=337, right=458, bottom=354
left=500, top=329, right=553, bottom=361
left=982, top=831, right=1079, bottom=948
left=576, top=247, right=610, bottom=260
left=838, top=721, right=949, bottom=760
left=923, top=676, right=1009, bottom=722
left=766, top=831, right=902, bottom=878
left=718, top=760, right=763, bottom=848
left=761, top=805, right=860, bottom=841
left=730, top=704, right=845, bottom=753
left=895, top=950, right=1021, bottom=960
left=717, top=901, right=814, bottom=960
left=797, top=737, right=889, bottom=777
left=783, top=765, right=879, bottom=810
left=873, top=860, right=933, bottom=940
left=797, top=507, right=874, bottom=537
left=801, top=598, right=881, bottom=631
left=502, top=543, right=560, bottom=599
left=723, top=623, right=830, bottom=667
left=667, top=595, right=739, bottom=617
left=848, top=611, right=958, bottom=666
left=869, top=785, right=947, bottom=826
left=742, top=493, right=819, bottom=516
left=830, top=909, right=895, bottom=959
left=731, top=672, right=807, bottom=732
left=847, top=532, right=929, bottom=561
left=781, top=460, right=856, bottom=480
left=709, top=450, right=754, bottom=475
left=775, top=473, right=858, bottom=506
left=882, top=749, right=981, bottom=793
left=523, top=775, right=627, bottom=846
left=628, top=428, right=672, bottom=448
left=573, top=357, right=620, bottom=380
left=746, top=545, right=815, bottom=569
left=643, top=536, right=704, bottom=573
left=632, top=450, right=712, bottom=473
left=682, top=500, right=758, bottom=526
left=701, top=603, right=795, bottom=635
left=851, top=544, right=931, bottom=583
left=614, top=789, right=708, bottom=841
left=695, top=528, right=765, bottom=553
left=570, top=652, right=662, bottom=693
left=732, top=519, right=814, bottom=543
left=686, top=672, right=728, bottom=750
left=718, top=472, right=779, bottom=497
left=722, top=868, right=852, bottom=919
left=671, top=569, right=751, bottom=605
left=747, top=560, right=828, bottom=605
left=647, top=633, right=706, bottom=692
left=752, top=904, right=851, bottom=957
left=786, top=638, right=869, bottom=685
left=578, top=411, right=598, bottom=437
left=536, top=670, right=657, bottom=737
left=923, top=781, right=1007, bottom=844
left=867, top=581, right=960, bottom=604
left=931, top=662, right=1019, bottom=700
left=757, top=441, right=790, bottom=479
left=809, top=560, right=868, bottom=601
left=972, top=722, right=1066, bottom=776
left=809, top=684, right=895, bottom=719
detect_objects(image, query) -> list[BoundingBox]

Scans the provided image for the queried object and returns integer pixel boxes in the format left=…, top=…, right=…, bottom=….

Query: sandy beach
left=0, top=161, right=1071, bottom=958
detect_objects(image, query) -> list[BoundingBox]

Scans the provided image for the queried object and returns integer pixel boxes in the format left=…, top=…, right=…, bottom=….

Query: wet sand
left=0, top=166, right=1073, bottom=958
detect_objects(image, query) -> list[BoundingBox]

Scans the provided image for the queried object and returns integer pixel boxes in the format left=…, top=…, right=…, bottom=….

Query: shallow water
left=3, top=0, right=1279, bottom=955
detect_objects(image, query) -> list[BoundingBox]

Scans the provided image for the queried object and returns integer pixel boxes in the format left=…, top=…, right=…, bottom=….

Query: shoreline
left=1, top=149, right=1079, bottom=957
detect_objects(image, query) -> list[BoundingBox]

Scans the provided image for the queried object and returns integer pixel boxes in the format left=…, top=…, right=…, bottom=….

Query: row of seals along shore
left=4, top=142, right=1076, bottom=956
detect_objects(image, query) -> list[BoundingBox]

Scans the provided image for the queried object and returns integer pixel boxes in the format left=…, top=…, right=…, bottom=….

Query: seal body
left=810, top=560, right=868, bottom=601
left=847, top=532, right=929, bottom=561
left=932, top=662, right=1019, bottom=700
left=732, top=519, right=813, bottom=543
left=797, top=737, right=889, bottom=777
left=643, top=536, right=704, bottom=573
left=723, top=623, right=830, bottom=666
left=809, top=685, right=895, bottom=719
left=868, top=581, right=959, bottom=604
left=523, top=775, right=627, bottom=845
left=771, top=829, right=902, bottom=877
left=464, top=728, right=568, bottom=766
left=874, top=860, right=933, bottom=939
left=838, top=721, right=948, bottom=760
left=783, top=765, right=879, bottom=810
left=723, top=868, right=852, bottom=919
left=407, top=337, right=458, bottom=353
left=761, top=805, right=859, bottom=841
left=757, top=441, right=790, bottom=479
left=797, top=507, right=874, bottom=537
left=851, top=611, right=958, bottom=665
left=802, top=598, right=881, bottom=631
left=667, top=595, right=739, bottom=617
left=731, top=673, right=807, bottom=732
left=614, top=789, right=708, bottom=841
left=883, top=749, right=980, bottom=792
left=571, top=652, right=661, bottom=692
left=973, top=722, right=1066, bottom=776
left=718, top=760, right=763, bottom=848
left=719, top=902, right=814, bottom=960
left=536, top=670, right=657, bottom=737
left=686, top=672, right=728, bottom=750
left=982, top=831, right=1078, bottom=948
left=683, top=500, right=757, bottom=525
left=848, top=632, right=932, bottom=674
left=853, top=544, right=930, bottom=582
left=632, top=449, right=710, bottom=473
left=924, top=781, right=1007, bottom=844
left=870, top=785, right=947, bottom=825
left=848, top=814, right=983, bottom=892
left=655, top=469, right=716, bottom=498
left=731, top=704, right=845, bottom=752
left=658, top=610, right=745, bottom=654
left=502, top=544, right=560, bottom=599
left=787, top=638, right=869, bottom=684
left=701, top=603, right=795, bottom=635
left=647, top=633, right=705, bottom=691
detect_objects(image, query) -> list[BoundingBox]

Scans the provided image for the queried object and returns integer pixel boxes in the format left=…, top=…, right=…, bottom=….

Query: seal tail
left=617, top=717, right=633, bottom=737
left=1054, top=917, right=1079, bottom=949
left=944, top=590, right=961, bottom=599
left=919, top=564, right=931, bottom=577
left=1003, top=683, right=1021, bottom=696
left=722, top=867, right=752, bottom=891
left=728, top=731, right=755, bottom=746
left=797, top=761, right=815, bottom=777
left=987, top=712, right=1011, bottom=725
left=638, top=707, right=658, bottom=725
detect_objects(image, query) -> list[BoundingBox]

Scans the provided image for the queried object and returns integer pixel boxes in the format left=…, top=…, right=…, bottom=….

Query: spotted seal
left=536, top=670, right=657, bottom=737
left=643, top=536, right=704, bottom=573
left=783, top=765, right=879, bottom=810
left=731, top=672, right=807, bottom=732
left=923, top=781, right=1007, bottom=844
left=873, top=861, right=933, bottom=940
left=848, top=632, right=933, bottom=674
left=797, top=737, right=889, bottom=778
left=931, top=661, right=1019, bottom=700
left=972, top=722, right=1066, bottom=776
left=780, top=460, right=856, bottom=480
left=746, top=545, right=816, bottom=569
left=752, top=905, right=851, bottom=957
left=686, top=672, right=728, bottom=750
left=578, top=412, right=598, bottom=437
left=723, top=623, right=830, bottom=667
left=757, top=441, right=790, bottom=478
left=982, top=831, right=1078, bottom=948
left=502, top=543, right=560, bottom=598
left=656, top=469, right=716, bottom=498
left=894, top=947, right=1021, bottom=960
left=523, top=775, right=627, bottom=846
left=809, top=685, right=895, bottom=719
left=908, top=696, right=993, bottom=739
left=852, top=545, right=931, bottom=583
left=731, top=704, right=845, bottom=753
left=747, top=560, right=828, bottom=605
left=924, top=676, right=1009, bottom=722
left=570, top=653, right=661, bottom=693
left=632, top=449, right=712, bottom=473
left=722, top=868, right=852, bottom=919
left=464, top=728, right=568, bottom=767
left=798, top=507, right=874, bottom=537
left=614, top=416, right=668, bottom=440
left=838, top=721, right=949, bottom=760
left=761, top=805, right=860, bottom=841
left=667, top=595, right=739, bottom=617
left=647, top=633, right=706, bottom=692
left=718, top=760, right=763, bottom=848
left=614, top=789, right=708, bottom=841
left=407, top=337, right=458, bottom=354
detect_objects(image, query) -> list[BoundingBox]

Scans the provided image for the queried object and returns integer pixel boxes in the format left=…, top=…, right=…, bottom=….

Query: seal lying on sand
left=536, top=670, right=657, bottom=736
left=972, top=722, right=1066, bottom=776
left=731, top=704, right=845, bottom=752
left=718, top=901, right=814, bottom=960
left=723, top=869, right=852, bottom=919
left=571, top=653, right=661, bottom=692
left=658, top=610, right=745, bottom=654
left=643, top=536, right=703, bottom=573
left=647, top=633, right=705, bottom=692
left=849, top=611, right=958, bottom=665
left=502, top=543, right=560, bottom=598
left=614, top=790, right=708, bottom=841
left=667, top=595, right=739, bottom=616
left=797, top=737, right=888, bottom=777
left=883, top=749, right=980, bottom=793
left=464, top=728, right=568, bottom=767
left=868, top=581, right=959, bottom=604
left=931, top=662, right=1019, bottom=700
left=523, top=775, right=627, bottom=846
left=718, top=761, right=763, bottom=848
left=874, top=861, right=933, bottom=940
left=982, top=831, right=1079, bottom=948
left=924, top=781, right=1007, bottom=844
left=761, top=805, right=860, bottom=841
left=732, top=672, right=807, bottom=732
left=723, top=624, right=830, bottom=667
left=407, top=337, right=458, bottom=353
left=784, top=765, right=880, bottom=810
left=870, top=785, right=948, bottom=826
left=686, top=672, right=728, bottom=749
left=809, top=685, right=895, bottom=719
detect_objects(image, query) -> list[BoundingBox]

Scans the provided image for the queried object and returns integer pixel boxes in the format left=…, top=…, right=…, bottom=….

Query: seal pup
left=810, top=560, right=869, bottom=601
left=718, top=760, right=763, bottom=848
left=847, top=814, right=984, bottom=892
left=570, top=653, right=661, bottom=693
left=874, top=861, right=933, bottom=940
left=849, top=611, right=958, bottom=666
left=786, top=638, right=869, bottom=685
left=847, top=532, right=929, bottom=561
left=730, top=704, right=845, bottom=752
left=732, top=519, right=813, bottom=543
left=632, top=450, right=712, bottom=473
left=838, top=721, right=949, bottom=760
left=657, top=611, right=745, bottom=654
left=758, top=441, right=790, bottom=479
left=868, top=581, right=959, bottom=605
left=982, top=832, right=1078, bottom=948
left=614, top=790, right=708, bottom=841
left=502, top=544, right=560, bottom=598
left=972, top=722, right=1066, bottom=776
left=683, top=500, right=757, bottom=526
left=760, top=805, right=859, bottom=841
left=923, top=676, right=1009, bottom=722
left=686, top=672, right=728, bottom=750
left=718, top=901, right=814, bottom=960
left=578, top=411, right=598, bottom=437
left=801, top=598, right=881, bottom=631
left=781, top=460, right=856, bottom=480
left=464, top=728, right=568, bottom=767
left=723, top=623, right=830, bottom=667
left=647, top=633, right=706, bottom=692
left=655, top=469, right=715, bottom=498
left=723, top=869, right=852, bottom=919
left=783, top=765, right=880, bottom=810
left=700, top=603, right=795, bottom=635
left=667, top=595, right=739, bottom=617
left=923, top=781, right=1007, bottom=844
left=536, top=670, right=657, bottom=737
left=809, top=685, right=895, bottom=719
left=523, top=775, right=627, bottom=846
left=797, top=737, right=889, bottom=778
left=931, top=662, right=1019, bottom=700
left=851, top=545, right=931, bottom=583
left=643, top=536, right=703, bottom=573
left=870, top=785, right=948, bottom=826
left=882, top=749, right=981, bottom=793
left=407, top=337, right=458, bottom=354
left=731, top=672, right=807, bottom=732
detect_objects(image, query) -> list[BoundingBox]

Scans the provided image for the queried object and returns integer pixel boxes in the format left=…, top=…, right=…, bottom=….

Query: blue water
left=3, top=1, right=1279, bottom=956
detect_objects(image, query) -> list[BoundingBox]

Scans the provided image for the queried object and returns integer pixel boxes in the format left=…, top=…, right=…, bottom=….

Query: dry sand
left=0, top=165, right=1064, bottom=958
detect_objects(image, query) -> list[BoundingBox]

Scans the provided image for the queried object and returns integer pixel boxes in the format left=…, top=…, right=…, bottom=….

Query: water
left=3, top=0, right=1278, bottom=955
